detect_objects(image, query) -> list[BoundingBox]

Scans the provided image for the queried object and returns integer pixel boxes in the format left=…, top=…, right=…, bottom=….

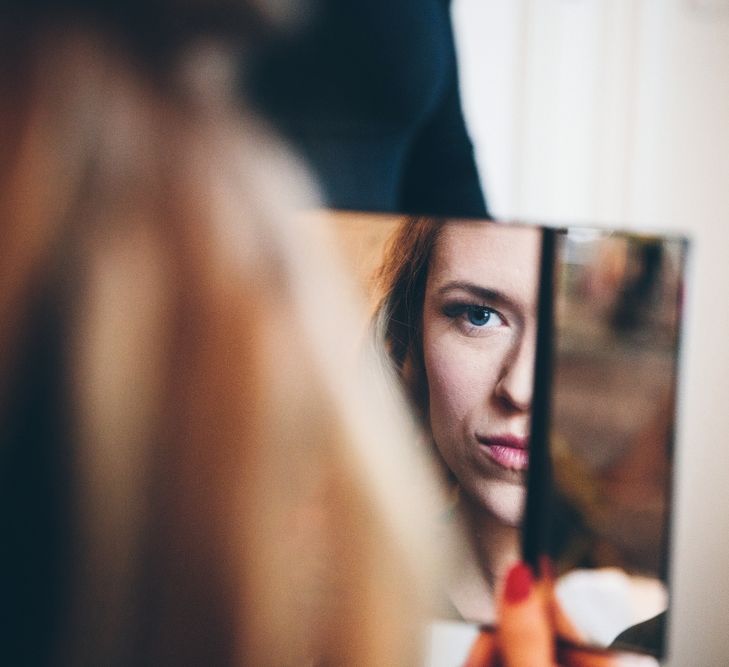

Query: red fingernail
left=504, top=562, right=533, bottom=604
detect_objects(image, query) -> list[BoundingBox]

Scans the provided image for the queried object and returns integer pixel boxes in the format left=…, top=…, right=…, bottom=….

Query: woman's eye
left=464, top=305, right=502, bottom=328
left=443, top=303, right=506, bottom=332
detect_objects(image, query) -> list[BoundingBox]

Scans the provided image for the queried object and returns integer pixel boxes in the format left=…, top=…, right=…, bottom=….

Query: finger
left=539, top=557, right=616, bottom=666
left=552, top=602, right=585, bottom=644
left=538, top=556, right=585, bottom=644
left=463, top=629, right=498, bottom=667
left=498, top=562, right=553, bottom=667
left=558, top=644, right=619, bottom=667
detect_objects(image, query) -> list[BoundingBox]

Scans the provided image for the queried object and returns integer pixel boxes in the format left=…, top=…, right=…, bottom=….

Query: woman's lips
left=476, top=434, right=529, bottom=471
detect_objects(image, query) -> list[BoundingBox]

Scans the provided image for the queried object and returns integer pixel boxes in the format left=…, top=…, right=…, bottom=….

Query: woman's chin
left=477, top=481, right=526, bottom=527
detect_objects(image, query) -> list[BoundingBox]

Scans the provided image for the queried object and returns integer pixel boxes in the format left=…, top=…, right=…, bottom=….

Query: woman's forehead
left=429, top=222, right=541, bottom=286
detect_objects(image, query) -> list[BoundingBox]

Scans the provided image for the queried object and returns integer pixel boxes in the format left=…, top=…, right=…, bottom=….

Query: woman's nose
left=494, top=336, right=535, bottom=413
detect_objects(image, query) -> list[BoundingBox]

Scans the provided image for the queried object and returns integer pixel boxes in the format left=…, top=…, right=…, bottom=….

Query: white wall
left=453, top=1, right=729, bottom=664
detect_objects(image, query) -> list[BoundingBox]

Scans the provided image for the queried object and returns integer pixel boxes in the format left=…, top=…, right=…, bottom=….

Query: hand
left=464, top=561, right=617, bottom=667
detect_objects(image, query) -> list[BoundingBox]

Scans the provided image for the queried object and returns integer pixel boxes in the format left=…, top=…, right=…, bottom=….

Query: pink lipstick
left=477, top=434, right=529, bottom=471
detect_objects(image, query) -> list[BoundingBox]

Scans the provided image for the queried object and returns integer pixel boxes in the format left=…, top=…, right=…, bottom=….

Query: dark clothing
left=245, top=0, right=488, bottom=217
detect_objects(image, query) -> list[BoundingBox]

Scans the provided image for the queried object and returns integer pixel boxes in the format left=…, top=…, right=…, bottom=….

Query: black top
left=244, top=0, right=488, bottom=217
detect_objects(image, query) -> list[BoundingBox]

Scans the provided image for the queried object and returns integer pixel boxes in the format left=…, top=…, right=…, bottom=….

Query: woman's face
left=422, top=222, right=540, bottom=527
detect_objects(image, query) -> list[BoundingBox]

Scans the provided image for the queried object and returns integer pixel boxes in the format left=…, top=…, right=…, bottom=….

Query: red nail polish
left=504, top=562, right=533, bottom=604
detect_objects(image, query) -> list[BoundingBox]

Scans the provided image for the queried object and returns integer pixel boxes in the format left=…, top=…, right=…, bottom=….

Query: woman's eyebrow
left=436, top=280, right=521, bottom=311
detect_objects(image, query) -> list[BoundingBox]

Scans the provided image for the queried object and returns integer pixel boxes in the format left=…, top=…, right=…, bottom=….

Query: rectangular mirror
left=325, top=213, right=685, bottom=662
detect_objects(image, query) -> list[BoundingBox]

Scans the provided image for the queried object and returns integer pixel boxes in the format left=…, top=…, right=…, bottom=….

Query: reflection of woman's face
left=422, top=223, right=540, bottom=527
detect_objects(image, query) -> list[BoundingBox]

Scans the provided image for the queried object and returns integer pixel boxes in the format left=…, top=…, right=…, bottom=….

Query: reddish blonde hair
left=372, top=217, right=445, bottom=422
left=2, top=19, right=437, bottom=666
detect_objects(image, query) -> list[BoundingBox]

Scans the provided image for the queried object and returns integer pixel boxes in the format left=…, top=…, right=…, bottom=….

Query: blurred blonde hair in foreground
left=1, top=6, right=439, bottom=664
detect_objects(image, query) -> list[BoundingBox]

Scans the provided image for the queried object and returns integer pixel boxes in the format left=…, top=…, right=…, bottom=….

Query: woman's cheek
left=426, top=336, right=508, bottom=433
left=425, top=342, right=482, bottom=427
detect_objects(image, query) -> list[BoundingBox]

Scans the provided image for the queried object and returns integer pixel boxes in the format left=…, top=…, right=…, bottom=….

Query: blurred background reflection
left=548, top=230, right=685, bottom=653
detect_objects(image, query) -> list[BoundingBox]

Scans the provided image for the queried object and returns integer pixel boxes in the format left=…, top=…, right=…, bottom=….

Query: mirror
left=328, top=213, right=685, bottom=661
left=333, top=213, right=538, bottom=624
left=539, top=228, right=686, bottom=656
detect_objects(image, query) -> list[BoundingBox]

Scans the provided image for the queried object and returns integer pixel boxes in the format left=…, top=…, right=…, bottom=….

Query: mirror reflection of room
left=548, top=230, right=685, bottom=655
